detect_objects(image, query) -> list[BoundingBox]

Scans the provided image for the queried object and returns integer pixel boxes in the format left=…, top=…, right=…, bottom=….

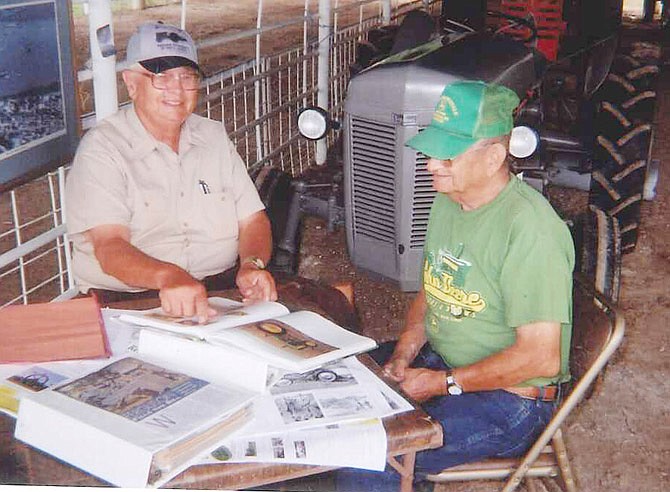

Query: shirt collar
left=125, top=105, right=199, bottom=158
left=183, top=114, right=209, bottom=148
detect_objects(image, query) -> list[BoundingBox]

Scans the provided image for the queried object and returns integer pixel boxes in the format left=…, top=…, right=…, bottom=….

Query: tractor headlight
left=297, top=107, right=337, bottom=140
left=509, top=126, right=539, bottom=158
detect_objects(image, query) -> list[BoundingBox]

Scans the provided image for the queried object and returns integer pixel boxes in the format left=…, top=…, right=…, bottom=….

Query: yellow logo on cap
left=433, top=95, right=459, bottom=124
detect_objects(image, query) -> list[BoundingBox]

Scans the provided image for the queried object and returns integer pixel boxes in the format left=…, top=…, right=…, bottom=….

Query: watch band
left=446, top=371, right=463, bottom=396
left=242, top=256, right=266, bottom=270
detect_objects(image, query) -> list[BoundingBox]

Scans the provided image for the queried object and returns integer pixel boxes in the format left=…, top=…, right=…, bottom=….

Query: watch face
left=446, top=375, right=463, bottom=395
left=448, top=385, right=463, bottom=396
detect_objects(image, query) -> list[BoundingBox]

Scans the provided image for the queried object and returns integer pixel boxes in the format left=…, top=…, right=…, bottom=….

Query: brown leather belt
left=504, top=385, right=558, bottom=402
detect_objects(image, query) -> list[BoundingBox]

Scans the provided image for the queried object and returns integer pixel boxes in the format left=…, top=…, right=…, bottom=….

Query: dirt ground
left=66, top=3, right=668, bottom=491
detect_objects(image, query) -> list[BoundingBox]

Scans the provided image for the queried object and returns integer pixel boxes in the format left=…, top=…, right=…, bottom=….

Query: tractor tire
left=250, top=165, right=299, bottom=275
left=589, top=126, right=651, bottom=253
left=588, top=41, right=660, bottom=254
left=571, top=206, right=622, bottom=304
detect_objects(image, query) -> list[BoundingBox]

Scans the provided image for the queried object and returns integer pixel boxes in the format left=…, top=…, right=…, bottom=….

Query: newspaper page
left=236, top=356, right=412, bottom=436
left=200, top=418, right=387, bottom=471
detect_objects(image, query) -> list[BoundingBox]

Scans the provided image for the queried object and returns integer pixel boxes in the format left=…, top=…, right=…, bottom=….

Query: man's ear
left=122, top=71, right=138, bottom=100
left=485, top=142, right=507, bottom=176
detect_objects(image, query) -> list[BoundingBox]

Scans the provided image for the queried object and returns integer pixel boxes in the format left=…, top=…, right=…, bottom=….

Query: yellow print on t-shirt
left=423, top=250, right=486, bottom=321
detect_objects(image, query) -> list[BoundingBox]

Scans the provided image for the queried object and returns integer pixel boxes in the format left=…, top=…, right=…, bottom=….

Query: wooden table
left=0, top=277, right=443, bottom=491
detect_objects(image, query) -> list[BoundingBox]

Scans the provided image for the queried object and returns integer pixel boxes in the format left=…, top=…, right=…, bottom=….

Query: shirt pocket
left=131, top=190, right=174, bottom=237
left=194, top=190, right=239, bottom=240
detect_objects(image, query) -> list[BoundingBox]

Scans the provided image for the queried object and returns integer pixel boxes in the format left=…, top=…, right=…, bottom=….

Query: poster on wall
left=0, top=0, right=79, bottom=192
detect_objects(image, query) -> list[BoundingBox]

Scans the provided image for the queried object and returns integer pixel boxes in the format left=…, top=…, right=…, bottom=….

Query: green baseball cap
left=406, top=81, right=520, bottom=159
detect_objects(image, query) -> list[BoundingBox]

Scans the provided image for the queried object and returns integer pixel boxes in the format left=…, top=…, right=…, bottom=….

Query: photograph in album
left=54, top=357, right=210, bottom=421
left=15, top=356, right=256, bottom=488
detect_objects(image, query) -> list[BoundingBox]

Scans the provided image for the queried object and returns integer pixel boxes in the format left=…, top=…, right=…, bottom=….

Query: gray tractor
left=295, top=0, right=661, bottom=302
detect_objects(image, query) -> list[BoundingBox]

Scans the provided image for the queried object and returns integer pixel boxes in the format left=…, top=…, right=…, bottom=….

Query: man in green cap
left=336, top=81, right=574, bottom=490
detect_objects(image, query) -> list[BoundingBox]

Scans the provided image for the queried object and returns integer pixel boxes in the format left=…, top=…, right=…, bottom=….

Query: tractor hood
left=344, top=32, right=546, bottom=125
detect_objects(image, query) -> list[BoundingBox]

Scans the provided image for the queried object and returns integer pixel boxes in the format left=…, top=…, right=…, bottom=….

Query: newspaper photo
left=201, top=418, right=388, bottom=470
left=239, top=357, right=412, bottom=435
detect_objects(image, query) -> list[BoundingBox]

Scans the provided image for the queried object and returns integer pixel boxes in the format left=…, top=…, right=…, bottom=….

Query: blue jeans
left=335, top=343, right=556, bottom=491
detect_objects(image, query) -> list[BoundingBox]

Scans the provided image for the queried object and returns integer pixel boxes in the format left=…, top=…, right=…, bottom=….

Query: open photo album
left=118, top=297, right=377, bottom=372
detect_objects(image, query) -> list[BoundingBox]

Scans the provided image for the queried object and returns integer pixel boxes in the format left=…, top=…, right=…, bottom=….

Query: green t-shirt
left=423, top=175, right=575, bottom=386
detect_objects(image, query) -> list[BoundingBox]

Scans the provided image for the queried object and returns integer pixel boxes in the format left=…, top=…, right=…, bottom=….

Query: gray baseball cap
left=126, top=21, right=202, bottom=74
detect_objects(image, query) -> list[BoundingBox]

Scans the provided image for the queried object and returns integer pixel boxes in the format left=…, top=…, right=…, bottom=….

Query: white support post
left=181, top=0, right=187, bottom=30
left=129, top=0, right=144, bottom=10
left=382, top=0, right=392, bottom=24
left=302, top=0, right=310, bottom=108
left=255, top=0, right=264, bottom=162
left=316, top=0, right=332, bottom=165
left=88, top=0, right=118, bottom=122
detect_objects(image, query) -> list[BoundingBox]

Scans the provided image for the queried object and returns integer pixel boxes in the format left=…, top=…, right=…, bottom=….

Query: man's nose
left=164, top=74, right=186, bottom=91
left=427, top=158, right=449, bottom=171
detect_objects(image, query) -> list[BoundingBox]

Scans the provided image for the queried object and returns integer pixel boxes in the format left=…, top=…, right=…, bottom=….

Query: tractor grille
left=411, top=153, right=436, bottom=249
left=350, top=117, right=396, bottom=243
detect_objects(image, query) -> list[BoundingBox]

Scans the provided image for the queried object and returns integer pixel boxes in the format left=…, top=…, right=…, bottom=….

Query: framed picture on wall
left=0, top=0, right=80, bottom=192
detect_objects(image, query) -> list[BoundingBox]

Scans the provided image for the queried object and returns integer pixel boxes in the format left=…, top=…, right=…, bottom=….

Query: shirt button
left=183, top=222, right=188, bottom=227
left=180, top=192, right=185, bottom=197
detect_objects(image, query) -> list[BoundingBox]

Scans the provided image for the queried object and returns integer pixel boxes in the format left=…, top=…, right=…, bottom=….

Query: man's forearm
left=391, top=290, right=428, bottom=364
left=451, top=321, right=562, bottom=391
left=237, top=211, right=273, bottom=266
left=235, top=210, right=277, bottom=302
left=399, top=321, right=562, bottom=401
left=93, top=236, right=190, bottom=290
left=90, top=230, right=212, bottom=320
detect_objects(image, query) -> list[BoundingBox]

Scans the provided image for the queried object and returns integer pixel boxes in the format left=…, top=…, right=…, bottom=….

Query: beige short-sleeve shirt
left=65, top=105, right=264, bottom=293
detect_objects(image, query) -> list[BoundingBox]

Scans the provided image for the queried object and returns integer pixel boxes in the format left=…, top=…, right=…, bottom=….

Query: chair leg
left=551, top=429, right=578, bottom=492
left=539, top=476, right=567, bottom=492
left=387, top=452, right=416, bottom=492
left=525, top=477, right=541, bottom=492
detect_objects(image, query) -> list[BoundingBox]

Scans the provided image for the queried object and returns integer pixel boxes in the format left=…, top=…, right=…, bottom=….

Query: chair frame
left=425, top=274, right=626, bottom=492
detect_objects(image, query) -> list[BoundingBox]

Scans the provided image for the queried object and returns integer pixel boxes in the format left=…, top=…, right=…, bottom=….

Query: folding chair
left=424, top=273, right=626, bottom=492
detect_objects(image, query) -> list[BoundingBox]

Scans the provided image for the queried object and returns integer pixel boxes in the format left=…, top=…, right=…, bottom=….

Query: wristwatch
left=242, top=256, right=266, bottom=270
left=445, top=371, right=463, bottom=396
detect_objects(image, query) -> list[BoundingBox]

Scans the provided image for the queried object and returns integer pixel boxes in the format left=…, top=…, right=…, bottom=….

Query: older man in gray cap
left=66, top=22, right=276, bottom=322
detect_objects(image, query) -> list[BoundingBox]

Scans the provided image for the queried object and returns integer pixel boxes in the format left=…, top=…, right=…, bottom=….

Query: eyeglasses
left=131, top=70, right=201, bottom=91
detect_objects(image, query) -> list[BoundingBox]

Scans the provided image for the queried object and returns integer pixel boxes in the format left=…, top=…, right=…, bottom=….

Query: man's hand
left=157, top=268, right=217, bottom=323
left=236, top=263, right=277, bottom=302
left=382, top=289, right=428, bottom=383
left=399, top=368, right=446, bottom=403
left=382, top=355, right=411, bottom=383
